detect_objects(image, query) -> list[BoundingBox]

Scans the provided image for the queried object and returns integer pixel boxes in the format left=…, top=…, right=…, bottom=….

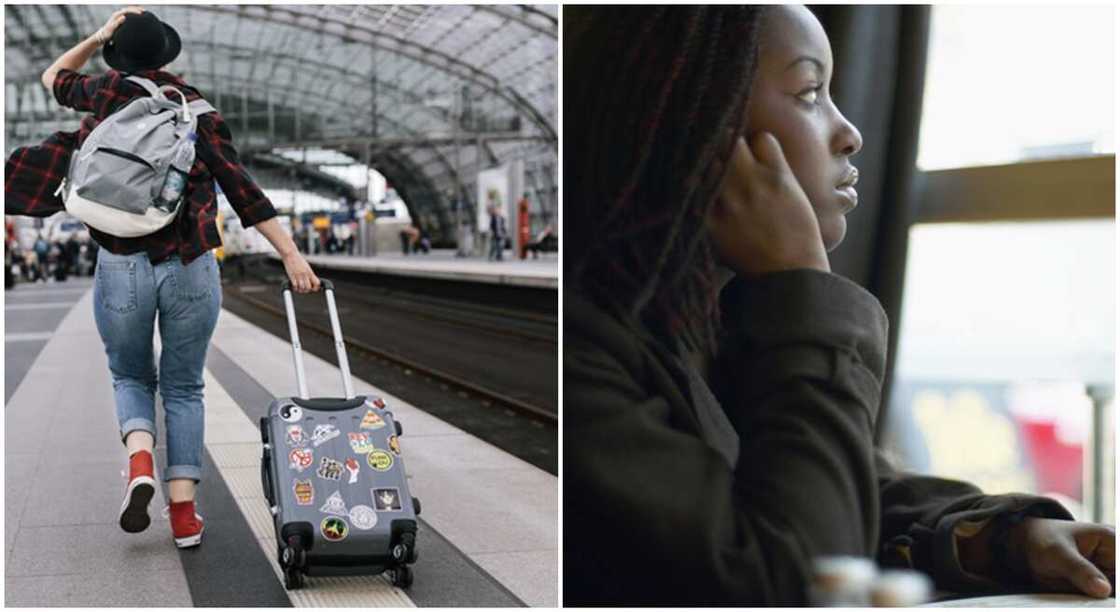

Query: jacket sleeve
left=875, top=449, right=1075, bottom=592
left=194, top=113, right=278, bottom=229
left=565, top=269, right=889, bottom=605
left=51, top=69, right=112, bottom=113
left=4, top=131, right=77, bottom=218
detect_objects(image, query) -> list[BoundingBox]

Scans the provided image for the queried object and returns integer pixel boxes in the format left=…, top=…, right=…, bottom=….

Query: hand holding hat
left=95, top=6, right=145, bottom=46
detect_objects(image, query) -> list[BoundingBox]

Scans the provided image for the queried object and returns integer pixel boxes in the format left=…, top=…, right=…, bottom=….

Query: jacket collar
left=117, top=68, right=188, bottom=88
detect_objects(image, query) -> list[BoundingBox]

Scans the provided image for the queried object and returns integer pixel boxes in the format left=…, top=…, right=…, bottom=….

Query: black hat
left=103, top=11, right=181, bottom=73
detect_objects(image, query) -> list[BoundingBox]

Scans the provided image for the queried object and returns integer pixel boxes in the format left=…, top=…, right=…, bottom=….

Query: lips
left=836, top=186, right=858, bottom=212
left=836, top=167, right=859, bottom=212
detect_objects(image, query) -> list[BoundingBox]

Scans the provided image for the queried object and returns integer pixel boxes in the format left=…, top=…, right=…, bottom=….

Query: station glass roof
left=5, top=4, right=558, bottom=236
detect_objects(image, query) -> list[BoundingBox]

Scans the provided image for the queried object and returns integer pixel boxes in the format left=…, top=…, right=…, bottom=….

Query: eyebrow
left=785, top=56, right=824, bottom=73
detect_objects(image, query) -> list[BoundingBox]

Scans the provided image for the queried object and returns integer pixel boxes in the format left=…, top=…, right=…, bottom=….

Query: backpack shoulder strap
left=187, top=99, right=217, bottom=117
left=124, top=75, right=163, bottom=99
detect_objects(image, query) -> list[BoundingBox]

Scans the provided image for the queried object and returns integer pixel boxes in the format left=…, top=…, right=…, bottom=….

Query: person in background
left=346, top=219, right=357, bottom=255
left=5, top=237, right=15, bottom=289
left=525, top=223, right=555, bottom=259
left=294, top=223, right=307, bottom=254
left=32, top=233, right=50, bottom=282
left=405, top=224, right=418, bottom=252
left=48, top=240, right=64, bottom=281
left=517, top=192, right=531, bottom=259
left=489, top=205, right=507, bottom=262
left=65, top=233, right=81, bottom=276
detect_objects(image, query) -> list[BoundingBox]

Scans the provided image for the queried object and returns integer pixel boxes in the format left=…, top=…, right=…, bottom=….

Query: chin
left=820, top=215, right=847, bottom=252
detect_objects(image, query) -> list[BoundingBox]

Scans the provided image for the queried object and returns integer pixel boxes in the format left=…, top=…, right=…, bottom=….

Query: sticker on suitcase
left=280, top=404, right=303, bottom=423
left=320, top=490, right=348, bottom=517
left=345, top=457, right=360, bottom=483
left=293, top=479, right=314, bottom=505
left=367, top=449, right=394, bottom=472
left=388, top=435, right=401, bottom=455
left=317, top=457, right=344, bottom=481
left=372, top=487, right=402, bottom=511
left=365, top=397, right=386, bottom=409
left=349, top=505, right=378, bottom=530
left=289, top=448, right=314, bottom=472
left=348, top=432, right=374, bottom=454
left=321, top=516, right=349, bottom=542
left=286, top=424, right=308, bottom=447
left=359, top=409, right=386, bottom=430
left=311, top=424, right=341, bottom=447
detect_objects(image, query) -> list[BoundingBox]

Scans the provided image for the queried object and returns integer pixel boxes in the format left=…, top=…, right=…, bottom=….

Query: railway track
left=218, top=256, right=558, bottom=473
left=249, top=267, right=556, bottom=347
left=226, top=285, right=556, bottom=423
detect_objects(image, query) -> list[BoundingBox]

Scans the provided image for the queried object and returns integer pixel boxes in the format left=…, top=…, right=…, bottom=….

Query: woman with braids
left=563, top=5, right=1114, bottom=605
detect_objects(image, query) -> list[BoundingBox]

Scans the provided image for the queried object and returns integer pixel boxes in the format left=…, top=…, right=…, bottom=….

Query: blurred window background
left=886, top=5, right=1115, bottom=524
left=917, top=5, right=1114, bottom=171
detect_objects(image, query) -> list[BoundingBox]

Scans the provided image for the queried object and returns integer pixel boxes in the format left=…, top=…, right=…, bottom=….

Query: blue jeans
left=489, top=234, right=504, bottom=261
left=92, top=249, right=221, bottom=483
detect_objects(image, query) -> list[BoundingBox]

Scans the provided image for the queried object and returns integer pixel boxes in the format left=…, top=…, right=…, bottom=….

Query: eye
left=797, top=84, right=823, bottom=106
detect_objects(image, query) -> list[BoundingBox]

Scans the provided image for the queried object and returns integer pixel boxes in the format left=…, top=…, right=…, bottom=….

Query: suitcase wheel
left=390, top=565, right=414, bottom=589
left=284, top=566, right=304, bottom=590
left=395, top=531, right=418, bottom=564
left=412, top=496, right=421, bottom=516
left=282, top=536, right=306, bottom=590
left=394, top=420, right=403, bottom=437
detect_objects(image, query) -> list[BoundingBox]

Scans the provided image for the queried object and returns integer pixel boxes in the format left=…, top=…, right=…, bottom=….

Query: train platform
left=4, top=279, right=557, bottom=607
left=268, top=249, right=558, bottom=289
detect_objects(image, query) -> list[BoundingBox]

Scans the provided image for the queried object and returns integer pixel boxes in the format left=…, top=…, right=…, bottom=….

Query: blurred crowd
left=292, top=220, right=359, bottom=256
left=6, top=226, right=98, bottom=288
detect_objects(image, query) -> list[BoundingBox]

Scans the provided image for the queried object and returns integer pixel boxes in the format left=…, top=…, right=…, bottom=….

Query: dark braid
left=565, top=6, right=766, bottom=354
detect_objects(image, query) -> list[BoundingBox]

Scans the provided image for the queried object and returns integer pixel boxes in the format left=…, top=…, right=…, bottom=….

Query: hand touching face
left=746, top=5, right=863, bottom=252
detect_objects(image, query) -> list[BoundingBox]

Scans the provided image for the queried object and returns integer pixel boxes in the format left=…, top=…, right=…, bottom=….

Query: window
left=888, top=5, right=1115, bottom=524
left=888, top=221, right=1115, bottom=522
left=917, top=5, right=1114, bottom=171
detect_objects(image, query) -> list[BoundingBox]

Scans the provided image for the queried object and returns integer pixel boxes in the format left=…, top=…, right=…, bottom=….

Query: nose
left=833, top=109, right=863, bottom=157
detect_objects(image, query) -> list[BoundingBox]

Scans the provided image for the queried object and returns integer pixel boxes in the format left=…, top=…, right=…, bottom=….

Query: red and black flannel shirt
left=4, top=68, right=277, bottom=265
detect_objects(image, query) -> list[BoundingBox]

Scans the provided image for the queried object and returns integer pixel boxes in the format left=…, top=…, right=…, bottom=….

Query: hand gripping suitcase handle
left=280, top=279, right=355, bottom=399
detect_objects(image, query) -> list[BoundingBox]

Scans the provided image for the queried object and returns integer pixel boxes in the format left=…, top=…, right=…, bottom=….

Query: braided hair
left=565, top=6, right=767, bottom=354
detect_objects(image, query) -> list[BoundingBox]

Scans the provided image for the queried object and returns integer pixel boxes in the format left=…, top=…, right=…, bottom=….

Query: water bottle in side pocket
left=154, top=132, right=197, bottom=213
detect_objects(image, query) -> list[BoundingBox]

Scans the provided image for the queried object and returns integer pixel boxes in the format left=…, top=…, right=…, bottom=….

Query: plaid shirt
left=4, top=68, right=277, bottom=265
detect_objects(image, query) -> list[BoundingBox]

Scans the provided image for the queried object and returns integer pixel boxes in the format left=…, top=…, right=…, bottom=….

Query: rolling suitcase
left=259, top=279, right=420, bottom=590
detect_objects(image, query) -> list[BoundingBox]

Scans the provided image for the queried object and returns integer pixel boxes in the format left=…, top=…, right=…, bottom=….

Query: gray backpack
left=55, top=76, right=215, bottom=238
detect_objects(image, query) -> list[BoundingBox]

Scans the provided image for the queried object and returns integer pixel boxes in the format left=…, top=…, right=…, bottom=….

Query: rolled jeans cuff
left=164, top=464, right=202, bottom=483
left=120, top=418, right=156, bottom=445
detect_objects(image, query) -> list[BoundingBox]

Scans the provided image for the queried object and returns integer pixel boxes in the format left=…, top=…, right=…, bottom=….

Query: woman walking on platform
left=5, top=7, right=321, bottom=549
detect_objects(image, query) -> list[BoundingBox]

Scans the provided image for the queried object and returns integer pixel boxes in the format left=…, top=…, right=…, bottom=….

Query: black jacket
left=564, top=269, right=1072, bottom=605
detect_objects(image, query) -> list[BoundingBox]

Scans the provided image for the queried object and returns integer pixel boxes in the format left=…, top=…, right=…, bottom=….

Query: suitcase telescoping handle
left=280, top=279, right=356, bottom=400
